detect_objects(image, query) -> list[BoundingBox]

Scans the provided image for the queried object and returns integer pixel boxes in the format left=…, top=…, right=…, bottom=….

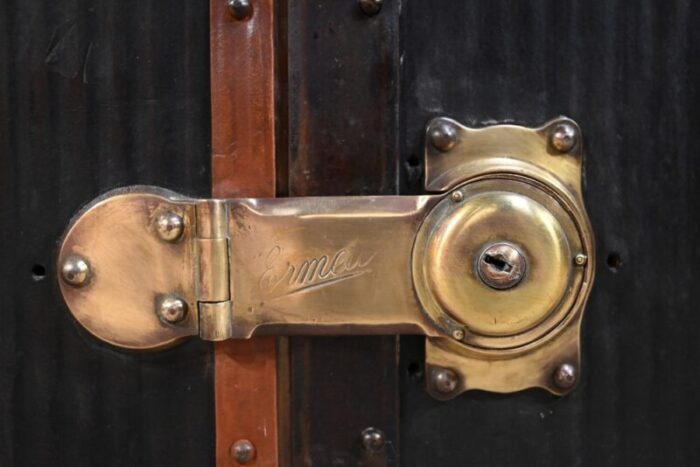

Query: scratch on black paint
left=44, top=18, right=92, bottom=83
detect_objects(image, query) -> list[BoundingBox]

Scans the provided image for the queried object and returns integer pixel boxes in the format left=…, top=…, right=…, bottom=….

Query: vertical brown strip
left=210, top=1, right=278, bottom=466
left=286, top=1, right=400, bottom=465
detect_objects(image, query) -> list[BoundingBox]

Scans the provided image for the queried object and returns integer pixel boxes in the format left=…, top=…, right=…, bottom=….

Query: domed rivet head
left=450, top=190, right=464, bottom=203
left=155, top=211, right=184, bottom=242
left=451, top=329, right=465, bottom=341
left=61, top=255, right=91, bottom=287
left=574, top=253, right=588, bottom=266
left=549, top=122, right=578, bottom=153
left=226, top=0, right=253, bottom=21
left=158, top=296, right=187, bottom=324
left=477, top=242, right=527, bottom=290
left=428, top=119, right=458, bottom=152
left=553, top=363, right=577, bottom=389
left=360, top=427, right=386, bottom=453
left=230, top=439, right=256, bottom=464
left=358, top=0, right=383, bottom=16
left=432, top=367, right=459, bottom=394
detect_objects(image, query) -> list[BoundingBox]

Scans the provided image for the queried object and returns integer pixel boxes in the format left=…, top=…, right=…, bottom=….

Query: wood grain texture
left=210, top=0, right=278, bottom=465
left=284, top=1, right=401, bottom=465
left=0, top=1, right=213, bottom=466
left=399, top=1, right=700, bottom=466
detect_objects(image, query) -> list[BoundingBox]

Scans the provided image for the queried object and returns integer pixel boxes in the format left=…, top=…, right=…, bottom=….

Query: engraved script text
left=259, top=245, right=376, bottom=298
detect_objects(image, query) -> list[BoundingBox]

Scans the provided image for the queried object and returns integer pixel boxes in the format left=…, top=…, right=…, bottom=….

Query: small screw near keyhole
left=477, top=243, right=526, bottom=290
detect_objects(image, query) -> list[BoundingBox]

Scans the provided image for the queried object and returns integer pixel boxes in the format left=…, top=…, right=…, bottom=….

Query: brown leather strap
left=210, top=0, right=278, bottom=465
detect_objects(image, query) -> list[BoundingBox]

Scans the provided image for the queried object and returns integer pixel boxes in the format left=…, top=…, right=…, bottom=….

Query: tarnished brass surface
left=57, top=118, right=595, bottom=396
left=59, top=191, right=441, bottom=348
left=228, top=196, right=439, bottom=338
left=413, top=177, right=583, bottom=349
left=420, top=117, right=594, bottom=398
left=58, top=188, right=199, bottom=350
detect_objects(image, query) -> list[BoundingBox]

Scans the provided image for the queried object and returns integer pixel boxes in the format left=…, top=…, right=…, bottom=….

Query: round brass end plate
left=57, top=188, right=199, bottom=350
left=413, top=177, right=585, bottom=351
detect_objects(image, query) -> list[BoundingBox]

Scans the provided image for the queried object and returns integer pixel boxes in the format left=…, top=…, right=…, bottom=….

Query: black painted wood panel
left=399, top=1, right=700, bottom=466
left=0, top=1, right=213, bottom=466
left=3, top=1, right=698, bottom=466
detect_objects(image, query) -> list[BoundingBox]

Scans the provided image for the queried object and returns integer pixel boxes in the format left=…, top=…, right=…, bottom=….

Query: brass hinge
left=195, top=200, right=233, bottom=341
left=57, top=117, right=595, bottom=398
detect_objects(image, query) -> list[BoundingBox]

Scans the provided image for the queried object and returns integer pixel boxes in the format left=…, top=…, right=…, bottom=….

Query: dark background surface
left=398, top=1, right=700, bottom=466
left=0, top=1, right=214, bottom=466
left=284, top=1, right=401, bottom=465
left=2, top=0, right=699, bottom=466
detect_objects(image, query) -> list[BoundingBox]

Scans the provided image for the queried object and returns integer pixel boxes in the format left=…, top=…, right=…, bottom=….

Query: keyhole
left=476, top=242, right=527, bottom=290
left=482, top=254, right=512, bottom=273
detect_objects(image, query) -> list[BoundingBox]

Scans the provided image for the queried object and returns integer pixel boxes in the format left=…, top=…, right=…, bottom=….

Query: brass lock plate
left=57, top=117, right=594, bottom=398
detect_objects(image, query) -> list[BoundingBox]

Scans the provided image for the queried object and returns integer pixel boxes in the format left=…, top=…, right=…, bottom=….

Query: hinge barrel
left=196, top=200, right=233, bottom=341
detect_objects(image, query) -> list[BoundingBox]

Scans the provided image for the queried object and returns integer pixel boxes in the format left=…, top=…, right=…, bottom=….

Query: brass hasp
left=57, top=117, right=594, bottom=397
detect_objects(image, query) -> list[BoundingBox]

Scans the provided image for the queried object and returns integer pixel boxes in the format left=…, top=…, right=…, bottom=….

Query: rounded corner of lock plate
left=423, top=117, right=586, bottom=201
left=57, top=187, right=199, bottom=350
left=424, top=322, right=583, bottom=398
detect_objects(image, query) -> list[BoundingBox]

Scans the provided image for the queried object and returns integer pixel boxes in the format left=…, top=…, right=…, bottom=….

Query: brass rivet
left=230, top=439, right=256, bottom=464
left=450, top=191, right=464, bottom=203
left=574, top=253, right=588, bottom=266
left=552, top=363, right=577, bottom=389
left=360, top=427, right=386, bottom=453
left=158, top=296, right=187, bottom=324
left=358, top=0, right=383, bottom=16
left=549, top=122, right=578, bottom=153
left=451, top=329, right=465, bottom=341
left=155, top=211, right=184, bottom=242
left=432, top=367, right=459, bottom=394
left=428, top=119, right=458, bottom=152
left=226, top=0, right=253, bottom=21
left=61, top=255, right=91, bottom=287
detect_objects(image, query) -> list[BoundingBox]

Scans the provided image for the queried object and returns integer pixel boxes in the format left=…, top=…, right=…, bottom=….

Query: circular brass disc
left=413, top=177, right=584, bottom=350
left=58, top=189, right=199, bottom=350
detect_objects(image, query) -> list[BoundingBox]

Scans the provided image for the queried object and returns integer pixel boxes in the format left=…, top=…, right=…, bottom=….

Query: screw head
left=432, top=367, right=459, bottom=394
left=227, top=0, right=253, bottom=21
left=450, top=190, right=464, bottom=203
left=358, top=0, right=383, bottom=15
left=360, top=427, right=386, bottom=453
left=549, top=122, right=578, bottom=153
left=451, top=329, right=465, bottom=341
left=230, top=439, right=256, bottom=464
left=574, top=253, right=588, bottom=266
left=155, top=211, right=184, bottom=242
left=553, top=363, right=577, bottom=389
left=428, top=119, right=458, bottom=152
left=477, top=242, right=527, bottom=290
left=158, top=296, right=187, bottom=324
left=61, top=255, right=91, bottom=287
